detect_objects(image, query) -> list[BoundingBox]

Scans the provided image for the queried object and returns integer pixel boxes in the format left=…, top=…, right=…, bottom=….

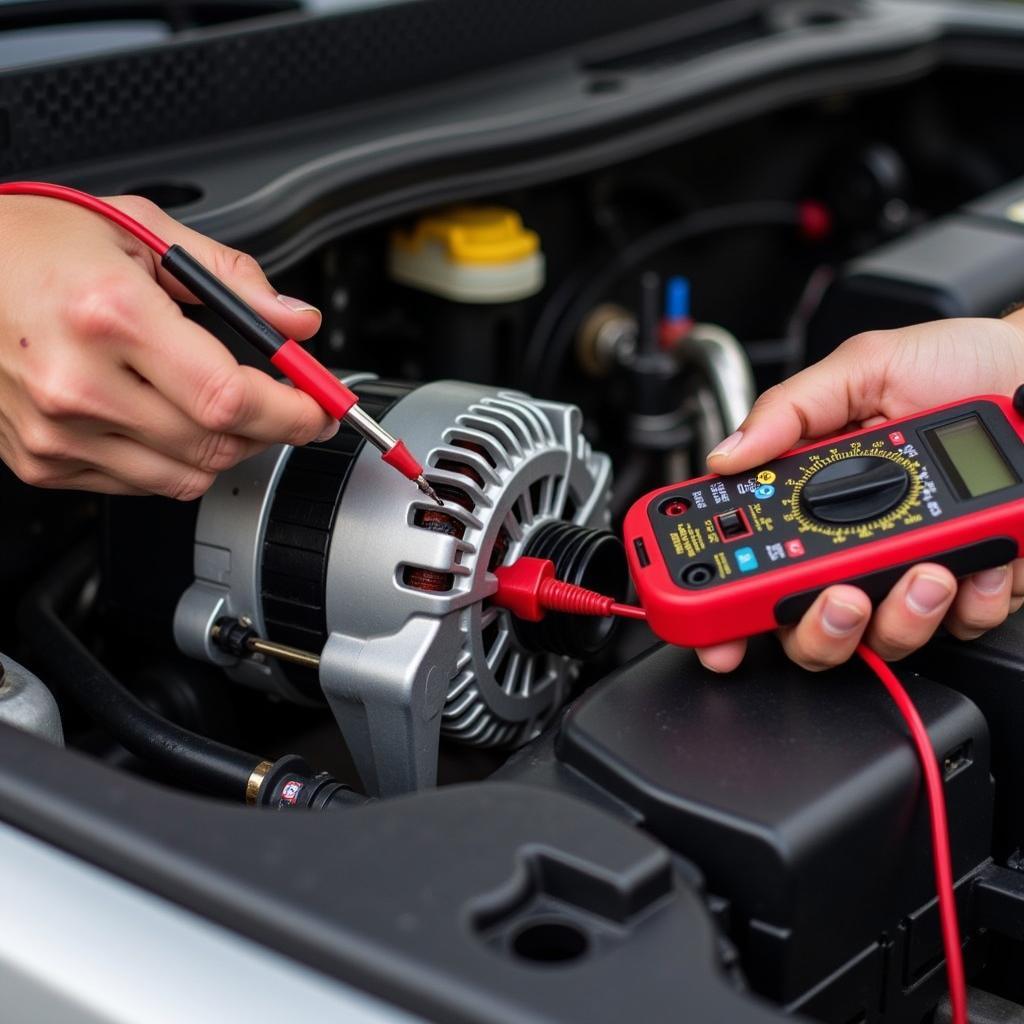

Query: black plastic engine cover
left=549, top=640, right=993, bottom=1003
left=0, top=718, right=792, bottom=1024
left=806, top=174, right=1024, bottom=361
left=912, top=614, right=1024, bottom=864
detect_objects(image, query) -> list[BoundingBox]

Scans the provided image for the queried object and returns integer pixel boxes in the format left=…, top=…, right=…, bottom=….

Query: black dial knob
left=801, top=456, right=910, bottom=524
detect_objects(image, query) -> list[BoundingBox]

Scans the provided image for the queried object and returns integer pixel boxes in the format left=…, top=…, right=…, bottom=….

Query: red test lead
left=0, top=181, right=443, bottom=506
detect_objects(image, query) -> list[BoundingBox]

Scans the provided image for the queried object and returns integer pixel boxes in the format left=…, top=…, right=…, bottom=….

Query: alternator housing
left=175, top=375, right=614, bottom=795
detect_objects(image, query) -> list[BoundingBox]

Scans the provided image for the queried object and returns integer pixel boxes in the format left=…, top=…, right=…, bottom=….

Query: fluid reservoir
left=389, top=206, right=544, bottom=303
left=0, top=653, right=63, bottom=745
left=388, top=206, right=545, bottom=383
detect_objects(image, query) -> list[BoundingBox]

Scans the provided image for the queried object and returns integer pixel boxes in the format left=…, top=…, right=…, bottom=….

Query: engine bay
left=9, top=2, right=1024, bottom=1021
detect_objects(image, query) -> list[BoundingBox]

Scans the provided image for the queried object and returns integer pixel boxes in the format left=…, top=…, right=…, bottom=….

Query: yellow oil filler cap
left=389, top=206, right=545, bottom=303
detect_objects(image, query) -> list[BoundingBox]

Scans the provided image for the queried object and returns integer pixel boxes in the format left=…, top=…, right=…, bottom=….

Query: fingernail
left=822, top=596, right=866, bottom=637
left=906, top=573, right=954, bottom=615
left=277, top=294, right=321, bottom=315
left=973, top=566, right=1008, bottom=595
left=315, top=421, right=339, bottom=443
left=708, top=431, right=743, bottom=460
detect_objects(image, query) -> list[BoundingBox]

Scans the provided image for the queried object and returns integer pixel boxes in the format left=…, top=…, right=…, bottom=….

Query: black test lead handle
left=0, top=182, right=443, bottom=506
left=160, top=245, right=443, bottom=505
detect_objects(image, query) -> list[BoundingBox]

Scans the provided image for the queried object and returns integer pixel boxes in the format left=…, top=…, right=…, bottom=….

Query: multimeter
left=624, top=394, right=1024, bottom=648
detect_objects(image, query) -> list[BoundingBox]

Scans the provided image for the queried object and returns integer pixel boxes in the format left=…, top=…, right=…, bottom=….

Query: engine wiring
left=18, top=545, right=359, bottom=809
left=522, top=199, right=832, bottom=392
left=494, top=557, right=967, bottom=1024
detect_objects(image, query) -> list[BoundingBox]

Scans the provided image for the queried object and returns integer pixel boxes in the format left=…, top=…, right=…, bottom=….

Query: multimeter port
left=714, top=508, right=752, bottom=542
left=658, top=496, right=691, bottom=517
left=681, top=563, right=716, bottom=587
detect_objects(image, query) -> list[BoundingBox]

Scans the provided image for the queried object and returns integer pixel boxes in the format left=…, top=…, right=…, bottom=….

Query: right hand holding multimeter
left=622, top=322, right=1024, bottom=1024
left=631, top=321, right=1024, bottom=672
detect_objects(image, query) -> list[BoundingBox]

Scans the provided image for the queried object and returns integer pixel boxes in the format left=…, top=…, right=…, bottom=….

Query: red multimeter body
left=624, top=395, right=1024, bottom=648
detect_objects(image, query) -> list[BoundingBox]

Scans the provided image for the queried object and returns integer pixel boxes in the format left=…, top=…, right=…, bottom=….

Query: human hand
left=697, top=316, right=1024, bottom=671
left=0, top=194, right=336, bottom=499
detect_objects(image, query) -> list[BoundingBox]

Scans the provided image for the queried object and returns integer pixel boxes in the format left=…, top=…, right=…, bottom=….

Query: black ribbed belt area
left=259, top=378, right=415, bottom=695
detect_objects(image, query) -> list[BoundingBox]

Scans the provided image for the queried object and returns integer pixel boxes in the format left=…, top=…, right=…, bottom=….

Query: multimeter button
left=715, top=508, right=750, bottom=540
left=801, top=457, right=909, bottom=525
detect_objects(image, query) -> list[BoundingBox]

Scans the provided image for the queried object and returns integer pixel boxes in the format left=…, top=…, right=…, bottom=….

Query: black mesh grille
left=0, top=0, right=736, bottom=175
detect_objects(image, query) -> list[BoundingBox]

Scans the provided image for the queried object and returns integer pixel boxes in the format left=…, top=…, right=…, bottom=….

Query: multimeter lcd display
left=926, top=415, right=1019, bottom=499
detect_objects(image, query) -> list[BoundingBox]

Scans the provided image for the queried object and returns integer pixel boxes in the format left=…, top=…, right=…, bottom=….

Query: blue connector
left=664, top=275, right=691, bottom=323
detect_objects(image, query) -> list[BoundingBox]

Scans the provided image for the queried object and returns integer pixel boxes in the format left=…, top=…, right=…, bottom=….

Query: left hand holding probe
left=0, top=183, right=441, bottom=505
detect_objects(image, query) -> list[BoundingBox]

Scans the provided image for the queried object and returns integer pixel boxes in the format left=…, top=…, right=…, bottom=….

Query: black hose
left=523, top=201, right=804, bottom=392
left=18, top=545, right=263, bottom=800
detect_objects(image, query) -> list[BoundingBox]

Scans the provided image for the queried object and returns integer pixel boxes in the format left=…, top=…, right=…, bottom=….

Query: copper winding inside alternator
left=404, top=449, right=508, bottom=592
left=406, top=481, right=473, bottom=592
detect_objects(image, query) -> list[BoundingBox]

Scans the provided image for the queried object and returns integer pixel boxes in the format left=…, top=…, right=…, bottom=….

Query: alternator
left=175, top=376, right=619, bottom=796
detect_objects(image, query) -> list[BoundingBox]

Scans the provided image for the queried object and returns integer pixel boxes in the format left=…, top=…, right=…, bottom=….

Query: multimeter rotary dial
left=783, top=446, right=923, bottom=540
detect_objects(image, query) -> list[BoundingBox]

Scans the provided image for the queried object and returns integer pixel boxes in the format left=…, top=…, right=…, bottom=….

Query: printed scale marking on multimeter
left=625, top=396, right=1024, bottom=648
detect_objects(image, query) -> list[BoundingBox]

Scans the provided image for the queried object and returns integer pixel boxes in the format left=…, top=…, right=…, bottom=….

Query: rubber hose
left=18, top=545, right=263, bottom=801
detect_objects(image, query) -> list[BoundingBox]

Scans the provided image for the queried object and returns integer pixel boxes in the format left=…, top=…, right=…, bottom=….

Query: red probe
left=494, top=557, right=967, bottom=1024
left=0, top=181, right=443, bottom=506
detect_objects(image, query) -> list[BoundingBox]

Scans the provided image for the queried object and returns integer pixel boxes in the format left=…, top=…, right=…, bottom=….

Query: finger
left=97, top=368, right=267, bottom=472
left=105, top=196, right=322, bottom=342
left=5, top=418, right=216, bottom=498
left=706, top=334, right=885, bottom=474
left=778, top=585, right=872, bottom=671
left=862, top=564, right=957, bottom=661
left=126, top=303, right=335, bottom=446
left=945, top=565, right=1013, bottom=641
left=3, top=448, right=88, bottom=490
left=58, top=469, right=149, bottom=496
left=696, top=639, right=747, bottom=673
left=1012, top=558, right=1024, bottom=599
left=50, top=257, right=335, bottom=447
left=89, top=433, right=217, bottom=501
left=8, top=327, right=268, bottom=474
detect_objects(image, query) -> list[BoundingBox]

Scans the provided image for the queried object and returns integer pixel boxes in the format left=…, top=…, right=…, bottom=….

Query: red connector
left=493, top=557, right=647, bottom=623
left=799, top=199, right=833, bottom=242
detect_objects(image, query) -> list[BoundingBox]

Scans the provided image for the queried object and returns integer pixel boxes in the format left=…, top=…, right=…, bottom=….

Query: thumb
left=706, top=339, right=881, bottom=474
left=178, top=242, right=323, bottom=343
left=109, top=196, right=323, bottom=342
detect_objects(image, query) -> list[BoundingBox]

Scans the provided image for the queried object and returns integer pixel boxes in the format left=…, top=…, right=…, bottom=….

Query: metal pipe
left=682, top=321, right=757, bottom=437
left=247, top=637, right=321, bottom=670
left=210, top=620, right=322, bottom=670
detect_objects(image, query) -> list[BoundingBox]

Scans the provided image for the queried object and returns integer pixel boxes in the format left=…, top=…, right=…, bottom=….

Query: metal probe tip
left=417, top=476, right=445, bottom=506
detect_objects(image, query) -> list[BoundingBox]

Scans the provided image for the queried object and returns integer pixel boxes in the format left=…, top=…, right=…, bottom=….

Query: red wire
left=857, top=644, right=968, bottom=1024
left=0, top=181, right=170, bottom=256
